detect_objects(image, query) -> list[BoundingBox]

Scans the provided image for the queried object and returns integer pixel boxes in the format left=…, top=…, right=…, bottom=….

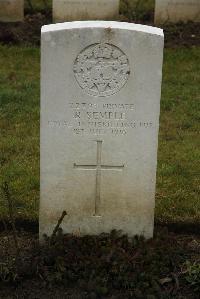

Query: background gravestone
left=155, top=0, right=200, bottom=24
left=0, top=0, right=24, bottom=22
left=53, top=0, right=119, bottom=22
left=40, top=21, right=164, bottom=239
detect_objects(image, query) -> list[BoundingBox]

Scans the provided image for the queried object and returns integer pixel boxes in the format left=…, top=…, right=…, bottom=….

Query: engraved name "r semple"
left=74, top=141, right=124, bottom=216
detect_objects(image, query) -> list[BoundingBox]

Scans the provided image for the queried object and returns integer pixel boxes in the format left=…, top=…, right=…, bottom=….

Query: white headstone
left=155, top=0, right=200, bottom=24
left=53, top=0, right=119, bottom=22
left=40, top=21, right=164, bottom=239
left=0, top=0, right=24, bottom=22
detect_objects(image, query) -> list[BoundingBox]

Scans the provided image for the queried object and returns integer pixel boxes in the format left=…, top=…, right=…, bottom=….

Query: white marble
left=40, top=21, right=164, bottom=240
left=0, top=0, right=24, bottom=22
left=155, top=0, right=200, bottom=23
left=53, top=0, right=119, bottom=22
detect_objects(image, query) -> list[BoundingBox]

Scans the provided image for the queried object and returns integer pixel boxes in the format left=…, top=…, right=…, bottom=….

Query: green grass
left=0, top=45, right=199, bottom=225
left=0, top=46, right=40, bottom=220
left=156, top=47, right=200, bottom=224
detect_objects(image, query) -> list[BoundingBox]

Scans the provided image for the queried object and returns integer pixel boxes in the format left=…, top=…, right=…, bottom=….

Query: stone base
left=53, top=0, right=119, bottom=22
left=155, top=0, right=200, bottom=24
left=0, top=0, right=24, bottom=22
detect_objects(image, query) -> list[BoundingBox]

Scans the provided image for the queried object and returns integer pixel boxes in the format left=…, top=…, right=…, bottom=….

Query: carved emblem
left=73, top=43, right=130, bottom=97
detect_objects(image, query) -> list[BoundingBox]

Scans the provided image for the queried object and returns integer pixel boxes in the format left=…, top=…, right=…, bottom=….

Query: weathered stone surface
left=0, top=0, right=24, bottom=22
left=53, top=0, right=119, bottom=22
left=40, top=21, right=164, bottom=239
left=155, top=0, right=200, bottom=24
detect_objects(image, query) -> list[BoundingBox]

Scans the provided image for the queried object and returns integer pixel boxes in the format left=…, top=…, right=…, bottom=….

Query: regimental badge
left=73, top=43, right=130, bottom=97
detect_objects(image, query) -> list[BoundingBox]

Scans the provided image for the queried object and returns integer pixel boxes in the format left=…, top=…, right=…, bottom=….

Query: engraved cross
left=74, top=140, right=124, bottom=216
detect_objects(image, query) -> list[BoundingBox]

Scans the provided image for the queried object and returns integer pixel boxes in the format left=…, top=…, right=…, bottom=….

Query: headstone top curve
left=41, top=21, right=163, bottom=37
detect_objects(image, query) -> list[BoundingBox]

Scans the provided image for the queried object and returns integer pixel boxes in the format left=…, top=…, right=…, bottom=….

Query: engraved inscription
left=74, top=140, right=124, bottom=216
left=74, top=43, right=130, bottom=97
left=48, top=101, right=155, bottom=136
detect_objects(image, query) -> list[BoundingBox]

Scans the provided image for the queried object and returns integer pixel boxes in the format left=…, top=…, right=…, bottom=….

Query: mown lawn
left=157, top=47, right=200, bottom=224
left=0, top=45, right=199, bottom=225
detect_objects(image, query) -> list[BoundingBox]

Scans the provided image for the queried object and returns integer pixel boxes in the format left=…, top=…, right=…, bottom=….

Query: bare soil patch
left=0, top=228, right=199, bottom=298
